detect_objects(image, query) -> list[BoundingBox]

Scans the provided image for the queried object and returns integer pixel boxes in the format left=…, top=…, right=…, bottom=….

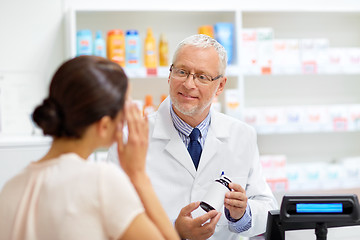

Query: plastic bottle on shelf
left=160, top=94, right=167, bottom=104
left=159, top=34, right=169, bottom=67
left=143, top=95, right=156, bottom=116
left=144, top=28, right=157, bottom=69
left=158, top=94, right=167, bottom=109
left=125, top=30, right=141, bottom=68
left=198, top=25, right=214, bottom=38
left=76, top=29, right=93, bottom=56
left=93, top=30, right=106, bottom=58
left=214, top=23, right=234, bottom=64
left=107, top=29, right=125, bottom=67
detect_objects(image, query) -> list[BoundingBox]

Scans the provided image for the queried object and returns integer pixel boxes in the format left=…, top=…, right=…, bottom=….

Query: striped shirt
left=170, top=105, right=211, bottom=148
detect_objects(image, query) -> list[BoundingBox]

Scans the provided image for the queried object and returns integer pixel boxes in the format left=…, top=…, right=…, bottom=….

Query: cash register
left=265, top=194, right=360, bottom=240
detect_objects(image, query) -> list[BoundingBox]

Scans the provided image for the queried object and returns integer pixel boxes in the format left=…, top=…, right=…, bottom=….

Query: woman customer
left=0, top=56, right=179, bottom=240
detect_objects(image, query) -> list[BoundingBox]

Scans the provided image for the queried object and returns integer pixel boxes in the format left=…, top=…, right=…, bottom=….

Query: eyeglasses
left=169, top=65, right=222, bottom=85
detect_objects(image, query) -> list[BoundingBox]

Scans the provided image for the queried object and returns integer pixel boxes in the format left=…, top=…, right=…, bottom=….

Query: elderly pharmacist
left=107, top=34, right=278, bottom=239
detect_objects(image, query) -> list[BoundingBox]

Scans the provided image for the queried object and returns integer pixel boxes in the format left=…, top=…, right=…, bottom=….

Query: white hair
left=172, top=34, right=228, bottom=75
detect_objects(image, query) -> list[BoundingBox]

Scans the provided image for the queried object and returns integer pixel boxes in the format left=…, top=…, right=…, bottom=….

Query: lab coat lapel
left=197, top=110, right=229, bottom=173
left=197, top=128, right=219, bottom=171
left=165, top=133, right=196, bottom=177
left=152, top=97, right=197, bottom=177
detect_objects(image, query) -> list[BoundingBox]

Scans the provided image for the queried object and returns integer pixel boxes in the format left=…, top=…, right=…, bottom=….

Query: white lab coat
left=107, top=97, right=278, bottom=239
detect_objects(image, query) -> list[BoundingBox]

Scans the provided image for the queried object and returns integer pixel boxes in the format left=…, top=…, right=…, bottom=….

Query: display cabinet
left=65, top=0, right=360, bottom=164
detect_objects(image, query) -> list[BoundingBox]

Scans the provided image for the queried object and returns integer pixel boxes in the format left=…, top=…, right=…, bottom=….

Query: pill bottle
left=200, top=174, right=232, bottom=212
left=107, top=29, right=125, bottom=67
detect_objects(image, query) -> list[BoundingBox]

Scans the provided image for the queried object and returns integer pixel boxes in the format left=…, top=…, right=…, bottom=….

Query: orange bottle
left=107, top=29, right=125, bottom=67
left=143, top=95, right=156, bottom=116
left=158, top=94, right=167, bottom=109
left=144, top=28, right=157, bottom=68
left=198, top=25, right=214, bottom=38
left=160, top=94, right=167, bottom=103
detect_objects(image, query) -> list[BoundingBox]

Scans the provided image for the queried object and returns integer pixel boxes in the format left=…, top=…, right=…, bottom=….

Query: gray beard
left=170, top=93, right=215, bottom=117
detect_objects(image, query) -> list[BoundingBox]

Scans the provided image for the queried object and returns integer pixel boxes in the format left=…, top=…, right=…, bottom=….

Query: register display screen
left=296, top=203, right=343, bottom=213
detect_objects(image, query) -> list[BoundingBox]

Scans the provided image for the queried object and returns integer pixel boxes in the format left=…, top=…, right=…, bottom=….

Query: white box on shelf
left=258, top=107, right=285, bottom=134
left=242, top=107, right=261, bottom=131
left=300, top=39, right=317, bottom=74
left=321, top=163, right=345, bottom=190
left=342, top=48, right=360, bottom=74
left=257, top=28, right=274, bottom=75
left=341, top=157, right=360, bottom=188
left=303, top=106, right=331, bottom=132
left=286, top=163, right=304, bottom=192
left=260, top=154, right=288, bottom=192
left=272, top=39, right=301, bottom=74
left=283, top=106, right=305, bottom=133
left=300, top=38, right=329, bottom=74
left=241, top=28, right=259, bottom=75
left=324, top=48, right=344, bottom=74
left=302, top=162, right=327, bottom=190
left=329, top=105, right=350, bottom=132
left=313, top=39, right=330, bottom=74
left=348, top=104, right=360, bottom=131
left=224, top=89, right=242, bottom=119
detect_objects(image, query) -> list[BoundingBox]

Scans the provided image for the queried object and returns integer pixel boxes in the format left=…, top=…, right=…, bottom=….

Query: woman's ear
left=96, top=116, right=112, bottom=139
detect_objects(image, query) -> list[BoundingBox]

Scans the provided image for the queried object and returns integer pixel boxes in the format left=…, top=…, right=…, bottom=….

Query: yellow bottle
left=159, top=34, right=169, bottom=66
left=107, top=29, right=125, bottom=67
left=198, top=25, right=214, bottom=38
left=144, top=28, right=157, bottom=68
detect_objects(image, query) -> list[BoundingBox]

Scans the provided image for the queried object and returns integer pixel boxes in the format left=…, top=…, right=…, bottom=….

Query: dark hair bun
left=32, top=98, right=63, bottom=137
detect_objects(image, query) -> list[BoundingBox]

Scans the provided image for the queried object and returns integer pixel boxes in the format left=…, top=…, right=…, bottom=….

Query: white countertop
left=0, top=135, right=52, bottom=148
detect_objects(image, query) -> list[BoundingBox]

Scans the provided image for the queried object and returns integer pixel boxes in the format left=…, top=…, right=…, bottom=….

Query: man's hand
left=175, top=201, right=221, bottom=240
left=224, top=182, right=248, bottom=220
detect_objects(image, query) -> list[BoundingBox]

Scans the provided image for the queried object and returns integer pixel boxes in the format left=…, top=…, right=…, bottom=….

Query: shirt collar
left=170, top=103, right=211, bottom=138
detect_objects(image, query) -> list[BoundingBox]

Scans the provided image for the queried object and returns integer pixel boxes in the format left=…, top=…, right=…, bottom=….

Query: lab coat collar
left=153, top=96, right=229, bottom=139
left=152, top=96, right=230, bottom=177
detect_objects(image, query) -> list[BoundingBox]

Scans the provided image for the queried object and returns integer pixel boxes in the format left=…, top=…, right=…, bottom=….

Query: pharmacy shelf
left=64, top=0, right=360, bottom=164
left=65, top=6, right=243, bottom=111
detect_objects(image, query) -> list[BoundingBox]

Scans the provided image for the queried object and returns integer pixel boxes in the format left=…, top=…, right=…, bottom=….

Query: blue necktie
left=188, top=128, right=202, bottom=170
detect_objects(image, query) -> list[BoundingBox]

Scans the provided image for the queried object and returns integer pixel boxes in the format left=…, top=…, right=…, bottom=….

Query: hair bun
left=32, top=98, right=63, bottom=137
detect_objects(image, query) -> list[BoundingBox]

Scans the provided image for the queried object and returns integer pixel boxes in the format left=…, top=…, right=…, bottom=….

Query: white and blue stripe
left=170, top=105, right=211, bottom=147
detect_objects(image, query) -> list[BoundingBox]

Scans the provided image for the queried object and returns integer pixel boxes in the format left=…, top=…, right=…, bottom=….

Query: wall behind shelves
left=0, top=0, right=65, bottom=80
left=258, top=132, right=360, bottom=163
left=244, top=75, right=360, bottom=107
left=0, top=0, right=65, bottom=188
left=0, top=0, right=66, bottom=135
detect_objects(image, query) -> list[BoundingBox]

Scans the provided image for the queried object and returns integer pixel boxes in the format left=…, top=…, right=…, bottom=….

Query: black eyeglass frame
left=169, top=64, right=223, bottom=82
